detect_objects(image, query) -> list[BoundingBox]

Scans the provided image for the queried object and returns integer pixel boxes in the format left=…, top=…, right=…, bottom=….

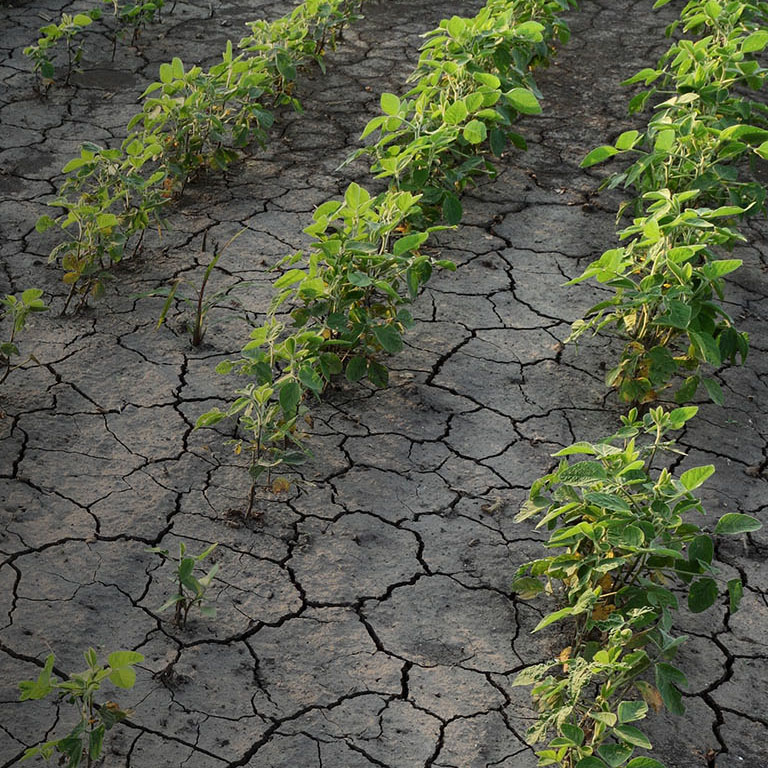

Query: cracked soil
left=1, top=0, right=767, bottom=766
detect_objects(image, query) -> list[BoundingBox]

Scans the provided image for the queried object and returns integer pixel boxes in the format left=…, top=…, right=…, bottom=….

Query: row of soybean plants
left=2, top=0, right=179, bottom=382
left=1, top=0, right=364, bottom=382
left=195, top=0, right=578, bottom=510
left=511, top=2, right=767, bottom=767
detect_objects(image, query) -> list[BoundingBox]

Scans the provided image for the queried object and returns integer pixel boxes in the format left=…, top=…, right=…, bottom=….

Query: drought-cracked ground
left=1, top=0, right=767, bottom=766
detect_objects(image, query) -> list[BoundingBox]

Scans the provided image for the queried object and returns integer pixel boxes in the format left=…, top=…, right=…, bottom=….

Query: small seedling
left=149, top=542, right=219, bottom=628
left=197, top=377, right=309, bottom=519
left=135, top=230, right=246, bottom=346
left=18, top=648, right=143, bottom=768
left=1, top=289, right=47, bottom=385
left=24, top=10, right=102, bottom=87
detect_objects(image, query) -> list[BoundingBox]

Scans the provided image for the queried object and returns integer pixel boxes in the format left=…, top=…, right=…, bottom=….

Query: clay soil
left=1, top=0, right=767, bottom=766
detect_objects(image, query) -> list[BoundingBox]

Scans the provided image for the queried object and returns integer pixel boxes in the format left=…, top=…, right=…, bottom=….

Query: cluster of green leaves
left=568, top=190, right=749, bottom=404
left=1, top=289, right=47, bottom=385
left=103, top=0, right=168, bottom=44
left=24, top=0, right=171, bottom=87
left=23, top=10, right=102, bottom=85
left=197, top=183, right=449, bottom=500
left=148, top=542, right=219, bottom=628
left=198, top=0, right=576, bottom=503
left=36, top=140, right=167, bottom=311
left=513, top=407, right=761, bottom=768
left=573, top=0, right=768, bottom=404
left=351, top=0, right=576, bottom=225
left=127, top=47, right=278, bottom=190
left=39, top=0, right=363, bottom=311
left=19, top=649, right=143, bottom=768
left=240, top=0, right=363, bottom=82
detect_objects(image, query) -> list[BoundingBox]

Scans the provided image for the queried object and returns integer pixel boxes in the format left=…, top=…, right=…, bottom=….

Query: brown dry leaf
left=636, top=681, right=664, bottom=713
left=598, top=574, right=613, bottom=591
left=591, top=603, right=615, bottom=621
left=271, top=477, right=291, bottom=494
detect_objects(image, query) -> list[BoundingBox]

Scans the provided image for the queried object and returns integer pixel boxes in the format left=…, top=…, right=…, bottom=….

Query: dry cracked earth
left=1, top=0, right=767, bottom=766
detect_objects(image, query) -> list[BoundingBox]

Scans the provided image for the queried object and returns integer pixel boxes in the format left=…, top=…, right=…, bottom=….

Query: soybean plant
left=18, top=649, right=143, bottom=768
left=149, top=542, right=220, bottom=628
left=513, top=406, right=760, bottom=768
left=1, top=289, right=47, bottom=385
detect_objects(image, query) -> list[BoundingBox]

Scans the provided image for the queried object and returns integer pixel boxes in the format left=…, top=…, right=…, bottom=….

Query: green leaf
left=575, top=758, right=607, bottom=768
left=506, top=87, right=541, bottom=114
left=688, top=578, right=718, bottom=613
left=581, top=145, right=619, bottom=168
left=592, top=712, right=617, bottom=727
left=615, top=130, right=641, bottom=150
left=688, top=535, right=713, bottom=566
left=702, top=377, right=724, bottom=406
left=96, top=213, right=119, bottom=230
left=598, top=743, right=634, bottom=767
left=680, top=465, right=715, bottom=491
left=344, top=182, right=371, bottom=209
left=345, top=356, right=368, bottom=382
left=613, top=725, right=652, bottom=750
left=654, top=129, right=675, bottom=152
left=279, top=380, right=301, bottom=415
left=715, top=513, right=762, bottom=535
left=743, top=30, right=768, bottom=53
left=727, top=578, right=744, bottom=613
left=533, top=605, right=574, bottom=632
left=626, top=759, right=667, bottom=768
left=367, top=360, right=389, bottom=388
left=701, top=259, right=742, bottom=279
left=561, top=723, right=585, bottom=746
left=35, top=215, right=56, bottom=233
left=689, top=331, right=721, bottom=366
left=319, top=352, right=342, bottom=378
left=373, top=324, right=403, bottom=355
left=381, top=92, right=400, bottom=116
left=108, top=666, right=136, bottom=689
left=18, top=654, right=56, bottom=701
left=273, top=268, right=307, bottom=290
left=554, top=442, right=598, bottom=456
left=89, top=725, right=105, bottom=760
left=393, top=232, right=428, bottom=257
left=512, top=576, right=544, bottom=599
left=675, top=376, right=699, bottom=404
left=442, top=193, right=462, bottom=225
left=463, top=119, right=487, bottom=145
left=348, top=271, right=373, bottom=287
left=618, top=525, right=644, bottom=548
left=655, top=663, right=687, bottom=715
left=275, top=51, right=297, bottom=81
left=195, top=409, right=226, bottom=428
left=445, top=99, right=469, bottom=125
left=298, top=366, right=323, bottom=394
left=361, top=115, right=387, bottom=140
left=655, top=299, right=691, bottom=329
left=446, top=15, right=464, bottom=37
left=558, top=461, right=608, bottom=485
left=107, top=651, right=143, bottom=669
left=584, top=492, right=630, bottom=512
left=490, top=127, right=506, bottom=156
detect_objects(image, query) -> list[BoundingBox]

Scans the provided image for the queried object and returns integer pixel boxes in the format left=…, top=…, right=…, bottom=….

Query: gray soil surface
left=1, top=0, right=767, bottom=766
